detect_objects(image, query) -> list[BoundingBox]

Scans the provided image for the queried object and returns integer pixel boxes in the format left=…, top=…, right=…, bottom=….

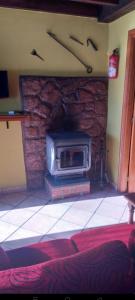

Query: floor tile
left=96, top=201, right=126, bottom=220
left=0, top=192, right=28, bottom=206
left=42, top=230, right=81, bottom=240
left=71, top=198, right=103, bottom=213
left=85, top=213, right=118, bottom=229
left=49, top=198, right=74, bottom=207
left=0, top=243, right=11, bottom=251
left=30, top=189, right=50, bottom=200
left=22, top=212, right=58, bottom=234
left=27, top=195, right=50, bottom=205
left=90, top=190, right=108, bottom=199
left=39, top=235, right=56, bottom=242
left=0, top=203, right=13, bottom=217
left=90, top=184, right=112, bottom=195
left=104, top=195, right=128, bottom=207
left=4, top=228, right=41, bottom=249
left=104, top=184, right=120, bottom=195
left=120, top=206, right=129, bottom=223
left=62, top=205, right=93, bottom=227
left=47, top=219, right=81, bottom=239
left=1, top=207, right=35, bottom=226
left=16, top=196, right=49, bottom=212
left=0, top=220, right=18, bottom=242
left=39, top=202, right=70, bottom=218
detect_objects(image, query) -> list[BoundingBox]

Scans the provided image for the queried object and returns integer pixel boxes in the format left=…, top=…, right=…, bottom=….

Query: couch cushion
left=0, top=240, right=131, bottom=294
left=71, top=223, right=135, bottom=252
left=128, top=229, right=135, bottom=259
left=0, top=247, right=11, bottom=270
left=7, top=239, right=77, bottom=268
left=127, top=229, right=135, bottom=292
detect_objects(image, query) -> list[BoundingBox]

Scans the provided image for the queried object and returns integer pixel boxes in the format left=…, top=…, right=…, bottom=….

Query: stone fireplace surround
left=20, top=76, right=108, bottom=190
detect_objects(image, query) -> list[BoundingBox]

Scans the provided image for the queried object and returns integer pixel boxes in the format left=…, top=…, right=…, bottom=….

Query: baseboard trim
left=0, top=185, right=27, bottom=194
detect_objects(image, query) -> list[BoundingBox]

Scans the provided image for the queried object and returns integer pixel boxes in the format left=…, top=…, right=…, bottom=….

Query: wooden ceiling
left=0, top=0, right=135, bottom=22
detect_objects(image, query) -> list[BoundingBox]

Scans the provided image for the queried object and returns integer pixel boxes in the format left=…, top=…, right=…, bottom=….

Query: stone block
left=40, top=82, right=61, bottom=104
left=27, top=171, right=44, bottom=190
left=22, top=79, right=41, bottom=96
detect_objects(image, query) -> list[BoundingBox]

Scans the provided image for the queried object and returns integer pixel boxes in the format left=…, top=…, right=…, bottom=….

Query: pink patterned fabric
left=71, top=223, right=135, bottom=252
left=0, top=247, right=11, bottom=271
left=0, top=240, right=131, bottom=294
left=128, top=229, right=135, bottom=259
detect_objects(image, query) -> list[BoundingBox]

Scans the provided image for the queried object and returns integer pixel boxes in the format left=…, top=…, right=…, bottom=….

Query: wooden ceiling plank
left=0, top=0, right=98, bottom=18
left=99, top=0, right=135, bottom=22
left=66, top=0, right=118, bottom=6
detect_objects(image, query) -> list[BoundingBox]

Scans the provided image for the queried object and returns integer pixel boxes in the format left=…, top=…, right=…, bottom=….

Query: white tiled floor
left=95, top=200, right=126, bottom=220
left=0, top=185, right=130, bottom=250
left=85, top=213, right=118, bottom=229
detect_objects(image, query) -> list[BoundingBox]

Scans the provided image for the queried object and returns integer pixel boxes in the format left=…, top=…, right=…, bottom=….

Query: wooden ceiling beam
left=99, top=0, right=135, bottom=22
left=0, top=0, right=98, bottom=18
left=65, top=0, right=118, bottom=7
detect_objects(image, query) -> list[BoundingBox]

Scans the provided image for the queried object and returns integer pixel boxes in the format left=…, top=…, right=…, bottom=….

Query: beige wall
left=0, top=7, right=108, bottom=112
left=0, top=122, right=26, bottom=190
left=0, top=8, right=108, bottom=189
left=107, top=11, right=135, bottom=187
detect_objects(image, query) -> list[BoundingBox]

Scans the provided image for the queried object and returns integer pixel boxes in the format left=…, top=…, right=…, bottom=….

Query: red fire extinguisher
left=108, top=48, right=120, bottom=79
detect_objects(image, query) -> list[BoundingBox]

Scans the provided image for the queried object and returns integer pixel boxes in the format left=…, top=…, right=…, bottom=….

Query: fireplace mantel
left=0, top=114, right=31, bottom=129
left=0, top=114, right=30, bottom=121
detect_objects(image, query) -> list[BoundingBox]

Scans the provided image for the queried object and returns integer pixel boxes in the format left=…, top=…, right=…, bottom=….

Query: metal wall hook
left=31, top=49, right=45, bottom=61
left=87, top=38, right=98, bottom=51
left=69, top=35, right=84, bottom=46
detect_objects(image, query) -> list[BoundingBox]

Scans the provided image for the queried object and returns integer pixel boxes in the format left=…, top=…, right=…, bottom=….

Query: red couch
left=0, top=223, right=135, bottom=294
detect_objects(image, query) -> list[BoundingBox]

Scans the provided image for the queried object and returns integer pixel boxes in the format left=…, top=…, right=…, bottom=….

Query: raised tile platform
left=45, top=175, right=90, bottom=200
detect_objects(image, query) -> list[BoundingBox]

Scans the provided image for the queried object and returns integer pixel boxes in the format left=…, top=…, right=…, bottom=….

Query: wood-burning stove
left=46, top=132, right=91, bottom=177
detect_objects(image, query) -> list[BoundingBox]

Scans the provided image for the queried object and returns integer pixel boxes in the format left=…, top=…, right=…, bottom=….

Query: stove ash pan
left=46, top=132, right=91, bottom=176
